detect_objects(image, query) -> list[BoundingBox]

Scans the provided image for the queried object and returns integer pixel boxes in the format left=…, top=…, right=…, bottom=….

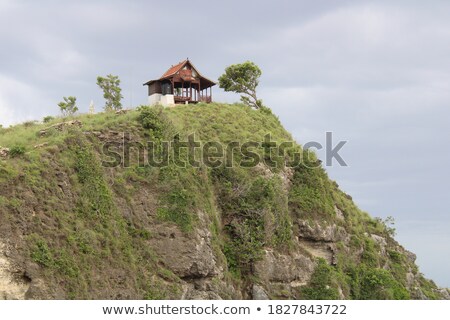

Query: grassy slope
left=0, top=103, right=442, bottom=299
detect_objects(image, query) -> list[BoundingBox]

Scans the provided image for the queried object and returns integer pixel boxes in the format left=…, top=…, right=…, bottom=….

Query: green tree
left=96, top=74, right=123, bottom=111
left=43, top=116, right=54, bottom=123
left=383, top=216, right=397, bottom=237
left=218, top=61, right=263, bottom=109
left=375, top=216, right=397, bottom=237
left=301, top=259, right=340, bottom=299
left=58, top=96, right=78, bottom=116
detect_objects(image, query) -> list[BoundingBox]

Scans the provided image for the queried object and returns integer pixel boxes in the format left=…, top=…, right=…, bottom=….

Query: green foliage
left=375, top=216, right=397, bottom=237
left=302, top=257, right=410, bottom=300
left=361, top=238, right=380, bottom=267
left=218, top=61, right=263, bottom=109
left=388, top=250, right=404, bottom=264
left=5, top=197, right=22, bottom=209
left=30, top=236, right=55, bottom=268
left=273, top=212, right=293, bottom=247
left=74, top=146, right=115, bottom=217
left=30, top=235, right=81, bottom=278
left=161, top=103, right=297, bottom=280
left=19, top=140, right=166, bottom=298
left=96, top=74, right=123, bottom=111
left=358, top=267, right=410, bottom=299
left=58, top=96, right=78, bottom=116
left=289, top=155, right=335, bottom=219
left=9, top=145, right=26, bottom=157
left=213, top=167, right=291, bottom=275
left=43, top=116, right=55, bottom=123
left=0, top=102, right=441, bottom=300
left=301, top=259, right=340, bottom=299
left=157, top=188, right=195, bottom=232
left=137, top=105, right=168, bottom=140
left=417, top=275, right=440, bottom=299
left=224, top=220, right=265, bottom=274
left=144, top=278, right=181, bottom=300
left=165, top=103, right=292, bottom=145
left=22, top=120, right=38, bottom=127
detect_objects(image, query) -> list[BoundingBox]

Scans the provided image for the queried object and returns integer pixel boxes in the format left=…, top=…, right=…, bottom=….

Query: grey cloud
left=0, top=0, right=449, bottom=286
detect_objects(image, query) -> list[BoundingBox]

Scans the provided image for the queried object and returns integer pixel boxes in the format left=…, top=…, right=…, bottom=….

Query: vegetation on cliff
left=0, top=103, right=444, bottom=299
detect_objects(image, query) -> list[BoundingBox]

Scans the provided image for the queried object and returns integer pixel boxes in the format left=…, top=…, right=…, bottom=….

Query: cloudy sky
left=1, top=0, right=449, bottom=287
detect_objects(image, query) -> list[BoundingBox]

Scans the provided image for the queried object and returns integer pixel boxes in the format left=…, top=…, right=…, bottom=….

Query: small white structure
left=89, top=100, right=95, bottom=114
left=148, top=93, right=174, bottom=106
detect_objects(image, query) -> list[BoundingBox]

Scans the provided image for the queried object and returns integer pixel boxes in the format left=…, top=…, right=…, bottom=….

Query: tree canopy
left=96, top=74, right=123, bottom=111
left=218, top=61, right=263, bottom=109
left=58, top=96, right=78, bottom=116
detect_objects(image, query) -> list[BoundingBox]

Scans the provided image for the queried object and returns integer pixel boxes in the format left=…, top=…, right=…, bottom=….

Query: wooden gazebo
left=143, top=59, right=216, bottom=106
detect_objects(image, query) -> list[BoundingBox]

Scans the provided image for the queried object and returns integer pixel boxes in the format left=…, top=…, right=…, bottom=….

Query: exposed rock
left=181, top=283, right=223, bottom=299
left=437, top=288, right=450, bottom=300
left=405, top=250, right=417, bottom=263
left=297, top=220, right=347, bottom=243
left=254, top=163, right=274, bottom=179
left=34, top=143, right=48, bottom=149
left=412, top=287, right=428, bottom=300
left=370, top=234, right=387, bottom=255
left=84, top=130, right=140, bottom=146
left=254, top=249, right=315, bottom=292
left=298, top=240, right=338, bottom=265
left=24, top=278, right=60, bottom=300
left=149, top=220, right=217, bottom=279
left=0, top=241, right=30, bottom=300
left=280, top=167, right=294, bottom=191
left=180, top=275, right=240, bottom=300
left=0, top=147, right=9, bottom=158
left=252, top=284, right=269, bottom=300
left=406, top=272, right=416, bottom=289
left=115, top=109, right=128, bottom=115
left=254, top=164, right=293, bottom=192
left=338, top=286, right=345, bottom=299
left=334, top=205, right=345, bottom=220
left=0, top=103, right=446, bottom=301
left=39, top=120, right=82, bottom=136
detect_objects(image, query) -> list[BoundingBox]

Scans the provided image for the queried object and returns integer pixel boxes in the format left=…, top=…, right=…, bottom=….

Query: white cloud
left=0, top=76, right=51, bottom=126
left=0, top=95, right=14, bottom=126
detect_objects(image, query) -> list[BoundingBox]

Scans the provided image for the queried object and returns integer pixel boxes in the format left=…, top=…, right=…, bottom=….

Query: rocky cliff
left=0, top=103, right=447, bottom=299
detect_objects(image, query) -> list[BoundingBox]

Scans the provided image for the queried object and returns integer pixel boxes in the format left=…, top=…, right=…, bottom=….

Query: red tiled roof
left=143, top=59, right=216, bottom=88
left=161, top=60, right=188, bottom=78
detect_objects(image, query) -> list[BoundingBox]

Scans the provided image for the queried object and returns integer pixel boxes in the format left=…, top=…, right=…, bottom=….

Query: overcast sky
left=1, top=0, right=449, bottom=287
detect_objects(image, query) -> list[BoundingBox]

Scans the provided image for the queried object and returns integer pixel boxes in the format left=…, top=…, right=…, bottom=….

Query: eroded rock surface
left=0, top=242, right=30, bottom=300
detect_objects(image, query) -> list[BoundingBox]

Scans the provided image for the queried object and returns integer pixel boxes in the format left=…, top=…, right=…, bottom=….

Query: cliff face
left=0, top=103, right=446, bottom=300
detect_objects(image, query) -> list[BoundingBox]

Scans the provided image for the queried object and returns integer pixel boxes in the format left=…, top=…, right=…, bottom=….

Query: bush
left=30, top=237, right=55, bottom=268
left=213, top=168, right=290, bottom=275
left=43, top=116, right=55, bottom=123
left=22, top=120, right=37, bottom=127
left=74, top=146, right=115, bottom=217
left=302, top=259, right=340, bottom=299
left=137, top=105, right=166, bottom=139
left=9, top=145, right=26, bottom=157
left=223, top=220, right=265, bottom=274
left=289, top=160, right=335, bottom=218
left=157, top=188, right=195, bottom=232
left=359, top=268, right=410, bottom=299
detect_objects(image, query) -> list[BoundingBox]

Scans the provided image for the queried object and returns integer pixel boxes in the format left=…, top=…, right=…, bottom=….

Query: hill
left=0, top=103, right=447, bottom=299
